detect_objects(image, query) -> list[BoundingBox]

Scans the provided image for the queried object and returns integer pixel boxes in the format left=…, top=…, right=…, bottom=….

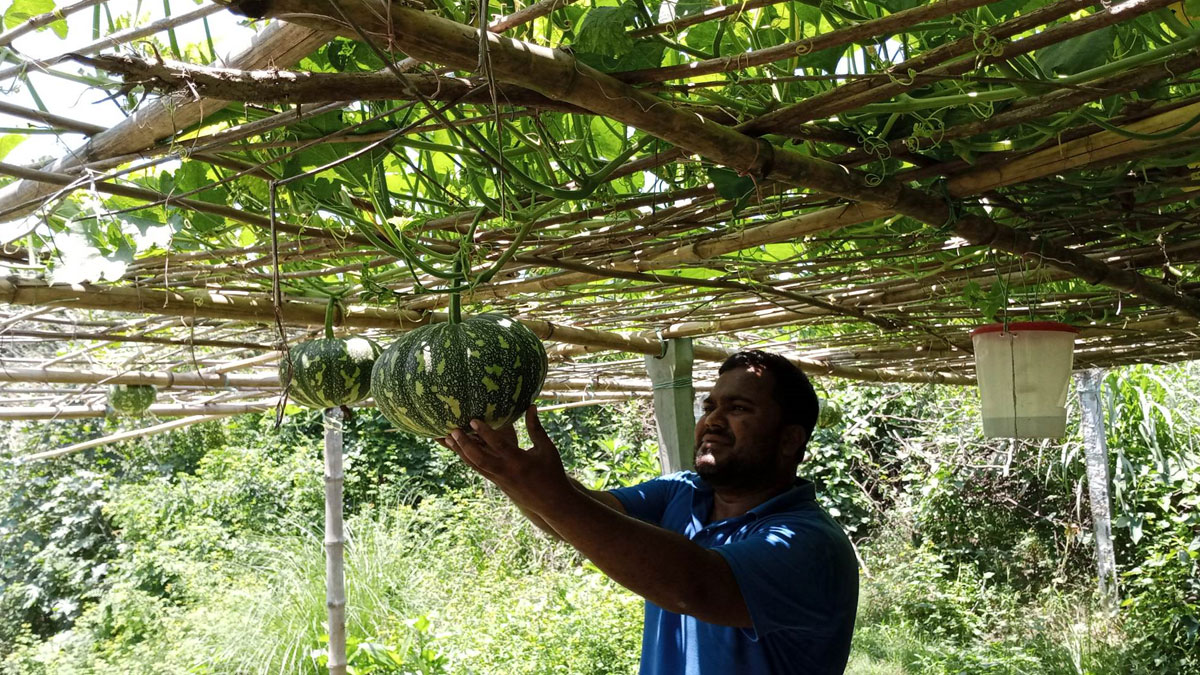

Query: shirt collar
left=747, top=477, right=816, bottom=518
left=689, top=473, right=816, bottom=521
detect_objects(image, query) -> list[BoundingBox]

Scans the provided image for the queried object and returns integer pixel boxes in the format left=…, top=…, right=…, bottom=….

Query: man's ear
left=782, top=425, right=807, bottom=463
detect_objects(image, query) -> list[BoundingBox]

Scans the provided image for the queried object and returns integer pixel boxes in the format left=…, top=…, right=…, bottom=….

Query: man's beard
left=694, top=431, right=781, bottom=490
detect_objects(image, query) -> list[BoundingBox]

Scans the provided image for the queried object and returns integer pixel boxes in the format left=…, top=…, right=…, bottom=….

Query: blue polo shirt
left=609, top=472, right=858, bottom=675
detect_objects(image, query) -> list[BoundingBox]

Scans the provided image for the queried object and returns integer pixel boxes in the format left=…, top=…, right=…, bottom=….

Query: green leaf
left=792, top=2, right=823, bottom=24
left=707, top=167, right=755, bottom=216
left=708, top=167, right=754, bottom=201
left=672, top=0, right=707, bottom=18
left=0, top=134, right=26, bottom=161
left=795, top=45, right=846, bottom=74
left=606, top=39, right=666, bottom=72
left=573, top=5, right=637, bottom=59
left=49, top=15, right=65, bottom=38
left=1036, top=25, right=1115, bottom=76
left=3, top=0, right=66, bottom=38
left=3, top=0, right=51, bottom=29
left=986, top=0, right=1035, bottom=19
left=173, top=161, right=211, bottom=191
left=684, top=21, right=718, bottom=51
left=589, top=117, right=625, bottom=161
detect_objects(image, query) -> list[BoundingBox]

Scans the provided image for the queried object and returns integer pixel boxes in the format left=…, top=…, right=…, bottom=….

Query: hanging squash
left=817, top=399, right=843, bottom=428
left=108, top=384, right=157, bottom=416
left=372, top=313, right=548, bottom=438
left=280, top=298, right=381, bottom=409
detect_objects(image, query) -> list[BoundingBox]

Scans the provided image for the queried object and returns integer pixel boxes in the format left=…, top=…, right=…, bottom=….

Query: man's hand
left=441, top=405, right=573, bottom=517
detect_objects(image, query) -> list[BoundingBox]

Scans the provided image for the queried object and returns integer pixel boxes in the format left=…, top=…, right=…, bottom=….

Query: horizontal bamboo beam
left=0, top=390, right=644, bottom=420
left=0, top=276, right=970, bottom=384
left=0, top=365, right=278, bottom=389
left=0, top=400, right=277, bottom=420
left=0, top=277, right=427, bottom=330
left=538, top=398, right=632, bottom=412
left=76, top=54, right=588, bottom=112
left=1, top=328, right=272, bottom=351
left=17, top=413, right=247, bottom=462
left=12, top=394, right=631, bottom=460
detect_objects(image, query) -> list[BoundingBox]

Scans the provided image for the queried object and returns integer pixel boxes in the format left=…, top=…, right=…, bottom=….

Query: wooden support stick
left=645, top=338, right=696, bottom=474
left=323, top=407, right=348, bottom=675
left=1076, top=369, right=1120, bottom=609
left=16, top=413, right=241, bottom=462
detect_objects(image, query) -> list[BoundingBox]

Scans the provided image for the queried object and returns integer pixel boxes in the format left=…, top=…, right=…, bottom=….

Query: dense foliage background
left=2, top=363, right=1198, bottom=674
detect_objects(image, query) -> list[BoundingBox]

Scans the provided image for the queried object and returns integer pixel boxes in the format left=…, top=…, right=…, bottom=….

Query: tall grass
left=143, top=489, right=641, bottom=675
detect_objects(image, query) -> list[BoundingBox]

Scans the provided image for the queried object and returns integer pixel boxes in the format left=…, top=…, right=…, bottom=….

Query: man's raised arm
left=444, top=407, right=752, bottom=628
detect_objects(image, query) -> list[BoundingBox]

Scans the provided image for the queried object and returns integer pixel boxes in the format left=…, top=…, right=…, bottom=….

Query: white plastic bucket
left=970, top=322, right=1079, bottom=438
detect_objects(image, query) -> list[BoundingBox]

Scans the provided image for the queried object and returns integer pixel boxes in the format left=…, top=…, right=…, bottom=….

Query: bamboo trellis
left=0, top=0, right=1197, bottom=423
left=5, top=3, right=1200, bottom=670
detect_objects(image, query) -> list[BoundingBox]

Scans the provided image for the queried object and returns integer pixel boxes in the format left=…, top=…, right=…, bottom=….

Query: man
left=442, top=350, right=859, bottom=674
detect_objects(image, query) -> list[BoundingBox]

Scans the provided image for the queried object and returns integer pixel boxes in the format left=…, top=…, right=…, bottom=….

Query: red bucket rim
left=971, top=321, right=1079, bottom=337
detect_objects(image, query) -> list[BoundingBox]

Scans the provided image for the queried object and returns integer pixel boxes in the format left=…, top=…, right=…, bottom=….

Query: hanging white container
left=970, top=321, right=1079, bottom=439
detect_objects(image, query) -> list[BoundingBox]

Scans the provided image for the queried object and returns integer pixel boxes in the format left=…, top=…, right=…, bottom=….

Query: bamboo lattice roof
left=2, top=0, right=1200, bottom=423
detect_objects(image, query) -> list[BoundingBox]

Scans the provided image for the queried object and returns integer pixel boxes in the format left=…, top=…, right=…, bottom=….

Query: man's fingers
left=525, top=405, right=554, bottom=450
left=447, top=430, right=503, bottom=475
left=468, top=418, right=519, bottom=451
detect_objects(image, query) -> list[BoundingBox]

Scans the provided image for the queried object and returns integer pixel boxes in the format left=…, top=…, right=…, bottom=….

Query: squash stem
left=323, top=297, right=337, bottom=340
left=448, top=256, right=464, bottom=325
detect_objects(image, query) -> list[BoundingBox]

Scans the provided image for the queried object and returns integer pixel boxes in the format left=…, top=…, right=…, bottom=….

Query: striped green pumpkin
left=371, top=314, right=548, bottom=437
left=108, top=384, right=156, bottom=416
left=281, top=336, right=381, bottom=409
left=817, top=399, right=843, bottom=428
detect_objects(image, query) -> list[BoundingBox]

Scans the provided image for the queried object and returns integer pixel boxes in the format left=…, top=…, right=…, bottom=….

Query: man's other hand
left=440, top=405, right=574, bottom=517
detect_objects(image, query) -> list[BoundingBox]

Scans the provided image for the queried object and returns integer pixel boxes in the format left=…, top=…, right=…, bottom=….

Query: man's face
left=694, top=366, right=802, bottom=489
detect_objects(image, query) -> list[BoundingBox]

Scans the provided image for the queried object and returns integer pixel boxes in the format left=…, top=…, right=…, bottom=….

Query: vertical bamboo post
left=645, top=337, right=695, bottom=474
left=1076, top=369, right=1119, bottom=608
left=323, top=406, right=348, bottom=674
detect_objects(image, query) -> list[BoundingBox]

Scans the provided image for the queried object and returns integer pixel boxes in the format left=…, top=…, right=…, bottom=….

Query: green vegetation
left=2, top=364, right=1198, bottom=674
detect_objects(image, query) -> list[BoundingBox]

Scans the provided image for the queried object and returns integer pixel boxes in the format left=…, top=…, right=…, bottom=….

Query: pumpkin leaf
left=9, top=0, right=50, bottom=24
left=1036, top=25, right=1115, bottom=76
left=0, top=134, right=26, bottom=162
left=573, top=5, right=637, bottom=60
left=795, top=45, right=846, bottom=74
left=791, top=2, right=823, bottom=24
left=708, top=167, right=754, bottom=201
left=707, top=167, right=755, bottom=216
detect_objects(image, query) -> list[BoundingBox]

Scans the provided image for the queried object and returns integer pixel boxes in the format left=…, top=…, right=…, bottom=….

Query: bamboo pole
left=539, top=398, right=632, bottom=411
left=16, top=413, right=242, bottom=462
left=1076, top=369, right=1119, bottom=609
left=2, top=328, right=271, bottom=351
left=948, top=100, right=1200, bottom=197
left=323, top=407, right=348, bottom=675
left=0, top=277, right=427, bottom=331
left=0, top=400, right=277, bottom=420
left=0, top=365, right=278, bottom=389
left=0, top=277, right=972, bottom=384
left=0, top=396, right=637, bottom=419
left=77, top=54, right=588, bottom=112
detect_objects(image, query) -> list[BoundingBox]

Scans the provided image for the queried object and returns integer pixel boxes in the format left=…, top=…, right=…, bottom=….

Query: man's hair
left=717, top=350, right=819, bottom=456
